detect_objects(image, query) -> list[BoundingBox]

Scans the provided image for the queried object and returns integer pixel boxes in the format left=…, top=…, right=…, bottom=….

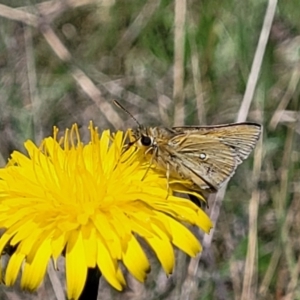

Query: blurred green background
left=0, top=0, right=299, bottom=299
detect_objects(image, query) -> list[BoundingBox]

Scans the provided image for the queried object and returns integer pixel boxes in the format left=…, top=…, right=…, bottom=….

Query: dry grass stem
left=47, top=263, right=65, bottom=300
left=0, top=4, right=38, bottom=26
left=237, top=0, right=277, bottom=123
left=173, top=0, right=186, bottom=126
left=241, top=103, right=264, bottom=299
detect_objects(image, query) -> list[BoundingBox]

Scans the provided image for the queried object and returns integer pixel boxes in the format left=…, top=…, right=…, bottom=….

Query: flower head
left=0, top=122, right=212, bottom=299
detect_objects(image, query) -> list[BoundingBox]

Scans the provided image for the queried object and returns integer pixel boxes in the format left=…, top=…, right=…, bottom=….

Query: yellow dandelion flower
left=0, top=122, right=212, bottom=300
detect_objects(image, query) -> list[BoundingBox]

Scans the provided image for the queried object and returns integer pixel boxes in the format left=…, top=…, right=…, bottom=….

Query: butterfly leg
left=142, top=147, right=156, bottom=181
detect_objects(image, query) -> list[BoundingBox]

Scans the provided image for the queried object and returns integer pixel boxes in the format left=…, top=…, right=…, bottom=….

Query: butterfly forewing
left=168, top=139, right=236, bottom=190
left=154, top=123, right=261, bottom=190
left=172, top=123, right=261, bottom=163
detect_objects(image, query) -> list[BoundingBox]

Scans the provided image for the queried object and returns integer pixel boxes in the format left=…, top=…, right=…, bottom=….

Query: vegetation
left=0, top=0, right=299, bottom=299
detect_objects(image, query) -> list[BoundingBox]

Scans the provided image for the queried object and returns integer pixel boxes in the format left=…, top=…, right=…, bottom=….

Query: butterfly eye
left=199, top=153, right=207, bottom=160
left=140, top=135, right=152, bottom=146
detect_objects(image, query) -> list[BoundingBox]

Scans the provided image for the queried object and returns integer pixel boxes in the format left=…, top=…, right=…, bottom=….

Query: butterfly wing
left=167, top=123, right=261, bottom=190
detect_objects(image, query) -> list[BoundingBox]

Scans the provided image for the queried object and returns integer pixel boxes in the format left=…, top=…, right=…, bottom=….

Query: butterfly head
left=130, top=126, right=157, bottom=150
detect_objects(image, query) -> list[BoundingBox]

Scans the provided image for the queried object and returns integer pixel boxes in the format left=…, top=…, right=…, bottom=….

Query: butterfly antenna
left=113, top=100, right=141, bottom=127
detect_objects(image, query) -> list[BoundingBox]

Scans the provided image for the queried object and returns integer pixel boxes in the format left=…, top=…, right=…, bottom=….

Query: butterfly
left=114, top=101, right=261, bottom=198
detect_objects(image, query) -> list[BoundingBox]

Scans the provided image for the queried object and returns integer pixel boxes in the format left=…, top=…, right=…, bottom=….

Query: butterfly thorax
left=130, top=126, right=192, bottom=180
